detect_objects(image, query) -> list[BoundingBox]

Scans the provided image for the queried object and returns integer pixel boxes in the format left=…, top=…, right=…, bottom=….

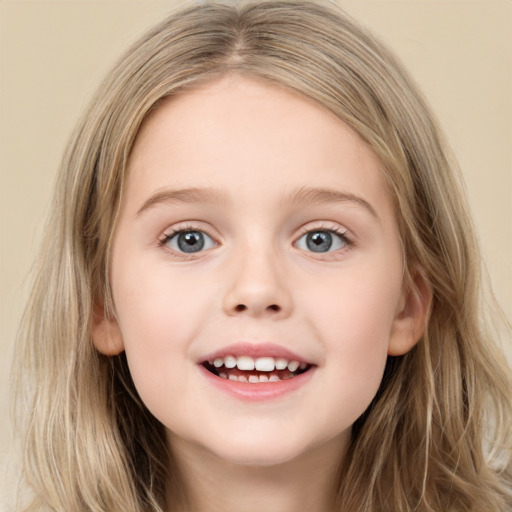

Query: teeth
left=236, top=356, right=255, bottom=371
left=275, top=358, right=288, bottom=370
left=287, top=361, right=300, bottom=372
left=224, top=355, right=237, bottom=368
left=208, top=355, right=309, bottom=373
left=255, top=357, right=275, bottom=372
left=221, top=373, right=282, bottom=383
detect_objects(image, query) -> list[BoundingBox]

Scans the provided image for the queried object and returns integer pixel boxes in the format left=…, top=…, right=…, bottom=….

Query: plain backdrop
left=1, top=0, right=511, bottom=493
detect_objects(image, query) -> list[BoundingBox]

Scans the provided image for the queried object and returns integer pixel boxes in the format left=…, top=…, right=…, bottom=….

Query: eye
left=162, top=230, right=216, bottom=254
left=295, top=229, right=349, bottom=253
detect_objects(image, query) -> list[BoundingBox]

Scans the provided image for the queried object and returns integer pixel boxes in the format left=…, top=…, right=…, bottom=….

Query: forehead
left=125, top=75, right=392, bottom=218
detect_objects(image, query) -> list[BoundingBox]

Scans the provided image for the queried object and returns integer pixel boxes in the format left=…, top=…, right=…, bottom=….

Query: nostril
left=234, top=304, right=280, bottom=313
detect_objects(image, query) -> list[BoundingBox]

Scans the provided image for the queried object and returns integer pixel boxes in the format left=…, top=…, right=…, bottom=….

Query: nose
left=222, top=244, right=293, bottom=319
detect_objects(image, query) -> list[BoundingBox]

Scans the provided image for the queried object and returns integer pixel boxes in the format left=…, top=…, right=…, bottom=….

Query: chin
left=199, top=429, right=313, bottom=468
left=214, top=449, right=303, bottom=468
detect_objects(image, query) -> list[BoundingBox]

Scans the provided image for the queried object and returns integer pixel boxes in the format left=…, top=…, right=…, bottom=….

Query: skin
left=93, top=75, right=430, bottom=512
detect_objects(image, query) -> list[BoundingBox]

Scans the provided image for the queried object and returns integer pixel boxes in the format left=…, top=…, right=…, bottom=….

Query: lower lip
left=198, top=365, right=316, bottom=401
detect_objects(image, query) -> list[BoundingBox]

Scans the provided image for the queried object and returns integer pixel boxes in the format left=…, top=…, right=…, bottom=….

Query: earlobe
left=388, top=267, right=432, bottom=356
left=91, top=303, right=125, bottom=356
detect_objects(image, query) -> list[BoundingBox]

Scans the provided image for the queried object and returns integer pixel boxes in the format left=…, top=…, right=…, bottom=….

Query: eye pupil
left=178, top=231, right=205, bottom=253
left=306, top=231, right=332, bottom=252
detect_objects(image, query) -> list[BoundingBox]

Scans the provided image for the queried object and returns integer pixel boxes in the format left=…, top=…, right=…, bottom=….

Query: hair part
left=12, top=1, right=512, bottom=510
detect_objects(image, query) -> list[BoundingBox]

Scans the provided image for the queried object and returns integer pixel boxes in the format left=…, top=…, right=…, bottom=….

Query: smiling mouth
left=201, top=355, right=313, bottom=383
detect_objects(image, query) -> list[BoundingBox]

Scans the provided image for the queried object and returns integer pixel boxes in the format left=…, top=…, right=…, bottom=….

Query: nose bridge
left=222, top=232, right=292, bottom=318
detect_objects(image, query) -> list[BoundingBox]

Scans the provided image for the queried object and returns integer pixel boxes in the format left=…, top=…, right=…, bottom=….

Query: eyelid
left=157, top=220, right=354, bottom=258
left=158, top=222, right=221, bottom=255
left=293, top=222, right=354, bottom=256
left=295, top=221, right=352, bottom=241
left=159, top=221, right=219, bottom=241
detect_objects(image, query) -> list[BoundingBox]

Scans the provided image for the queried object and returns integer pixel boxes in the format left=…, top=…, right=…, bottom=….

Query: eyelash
left=295, top=224, right=353, bottom=254
left=158, top=224, right=217, bottom=254
left=297, top=223, right=348, bottom=239
left=158, top=223, right=353, bottom=258
left=159, top=226, right=203, bottom=245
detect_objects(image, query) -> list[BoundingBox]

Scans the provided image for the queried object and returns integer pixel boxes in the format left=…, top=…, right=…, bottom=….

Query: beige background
left=1, top=0, right=511, bottom=491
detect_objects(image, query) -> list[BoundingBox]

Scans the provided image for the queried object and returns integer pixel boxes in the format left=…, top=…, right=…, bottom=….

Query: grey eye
left=166, top=231, right=215, bottom=253
left=296, top=230, right=347, bottom=253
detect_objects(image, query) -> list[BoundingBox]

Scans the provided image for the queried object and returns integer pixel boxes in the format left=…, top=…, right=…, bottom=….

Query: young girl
left=11, top=1, right=512, bottom=511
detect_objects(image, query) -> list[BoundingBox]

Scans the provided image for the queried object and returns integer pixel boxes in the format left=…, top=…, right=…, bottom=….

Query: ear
left=92, top=302, right=125, bottom=356
left=388, top=266, right=432, bottom=356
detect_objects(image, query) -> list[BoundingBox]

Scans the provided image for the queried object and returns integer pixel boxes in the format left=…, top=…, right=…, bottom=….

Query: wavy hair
left=12, top=1, right=512, bottom=510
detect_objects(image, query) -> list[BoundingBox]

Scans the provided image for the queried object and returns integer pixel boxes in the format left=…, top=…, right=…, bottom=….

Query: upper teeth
left=211, top=356, right=304, bottom=372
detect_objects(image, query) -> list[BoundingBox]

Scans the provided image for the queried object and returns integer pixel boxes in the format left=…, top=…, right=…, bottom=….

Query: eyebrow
left=136, top=187, right=229, bottom=216
left=136, top=185, right=378, bottom=219
left=285, top=186, right=378, bottom=219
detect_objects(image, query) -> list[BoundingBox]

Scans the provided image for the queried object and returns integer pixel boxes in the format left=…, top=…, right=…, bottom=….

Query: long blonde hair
left=12, top=1, right=512, bottom=510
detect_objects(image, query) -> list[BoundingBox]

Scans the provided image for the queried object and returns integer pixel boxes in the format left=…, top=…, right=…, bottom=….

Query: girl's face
left=95, top=75, right=424, bottom=468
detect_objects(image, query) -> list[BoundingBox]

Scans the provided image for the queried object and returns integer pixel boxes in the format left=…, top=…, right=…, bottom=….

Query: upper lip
left=198, top=342, right=312, bottom=364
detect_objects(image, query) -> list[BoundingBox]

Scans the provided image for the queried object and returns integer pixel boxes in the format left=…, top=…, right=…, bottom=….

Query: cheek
left=304, top=264, right=401, bottom=414
left=113, top=254, right=211, bottom=344
left=110, top=261, right=211, bottom=410
left=307, top=261, right=401, bottom=343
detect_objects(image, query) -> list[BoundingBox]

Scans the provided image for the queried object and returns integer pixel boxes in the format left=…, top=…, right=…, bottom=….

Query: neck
left=166, top=434, right=347, bottom=512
